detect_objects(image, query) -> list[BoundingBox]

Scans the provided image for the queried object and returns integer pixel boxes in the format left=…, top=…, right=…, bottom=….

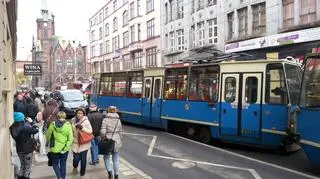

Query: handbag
left=99, top=120, right=119, bottom=155
left=78, top=119, right=94, bottom=145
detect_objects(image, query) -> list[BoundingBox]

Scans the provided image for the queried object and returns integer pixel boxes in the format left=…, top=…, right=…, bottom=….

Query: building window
left=91, top=30, right=95, bottom=42
left=170, top=31, right=175, bottom=51
left=238, top=7, right=248, bottom=37
left=130, top=2, right=135, bottom=19
left=99, top=13, right=102, bottom=23
left=191, top=0, right=195, bottom=13
left=300, top=0, right=317, bottom=24
left=106, top=40, right=110, bottom=53
left=169, top=0, right=173, bottom=21
left=112, top=36, right=120, bottom=51
left=165, top=34, right=169, bottom=51
left=146, top=47, right=157, bottom=67
left=227, top=12, right=234, bottom=40
left=123, top=54, right=132, bottom=70
left=138, top=24, right=141, bottom=41
left=137, top=0, right=141, bottom=16
left=99, top=43, right=103, bottom=55
left=207, top=0, right=216, bottom=6
left=113, top=57, right=120, bottom=72
left=147, top=0, right=154, bottom=13
left=252, top=2, right=266, bottom=35
left=208, top=18, right=217, bottom=44
left=106, top=60, right=111, bottom=72
left=105, top=23, right=109, bottom=36
left=133, top=51, right=142, bottom=68
left=198, top=0, right=204, bottom=10
left=100, top=61, right=104, bottom=73
left=165, top=3, right=168, bottom=24
left=105, top=8, right=109, bottom=17
left=91, top=45, right=95, bottom=57
left=177, top=0, right=184, bottom=19
left=283, top=0, right=294, bottom=29
left=190, top=25, right=195, bottom=48
left=130, top=25, right=135, bottom=43
left=113, top=17, right=118, bottom=32
left=123, top=11, right=128, bottom=26
left=113, top=0, right=117, bottom=12
left=197, top=21, right=204, bottom=46
left=147, top=19, right=155, bottom=38
left=177, top=29, right=184, bottom=50
left=99, top=27, right=102, bottom=39
left=123, top=31, right=129, bottom=47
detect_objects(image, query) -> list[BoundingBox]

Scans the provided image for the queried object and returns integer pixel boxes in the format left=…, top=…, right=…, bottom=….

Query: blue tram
left=297, top=53, right=320, bottom=165
left=90, top=58, right=302, bottom=150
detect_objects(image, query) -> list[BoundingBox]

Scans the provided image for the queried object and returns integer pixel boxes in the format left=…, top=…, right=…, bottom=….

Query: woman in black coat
left=10, top=112, right=39, bottom=179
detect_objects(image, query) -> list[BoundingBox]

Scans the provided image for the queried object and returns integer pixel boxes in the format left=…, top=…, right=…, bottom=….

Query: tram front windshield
left=300, top=58, right=320, bottom=108
left=284, top=64, right=302, bottom=105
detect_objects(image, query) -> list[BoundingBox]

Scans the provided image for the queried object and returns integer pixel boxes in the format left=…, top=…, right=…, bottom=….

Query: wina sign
left=24, top=64, right=42, bottom=75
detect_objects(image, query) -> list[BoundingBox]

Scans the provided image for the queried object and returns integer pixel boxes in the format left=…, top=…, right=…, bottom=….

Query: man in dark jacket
left=25, top=97, right=39, bottom=123
left=87, top=104, right=104, bottom=165
left=14, top=94, right=26, bottom=115
left=10, top=112, right=39, bottom=179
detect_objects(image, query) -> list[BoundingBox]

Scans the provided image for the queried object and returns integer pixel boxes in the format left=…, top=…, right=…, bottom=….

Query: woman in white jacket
left=100, top=106, right=123, bottom=179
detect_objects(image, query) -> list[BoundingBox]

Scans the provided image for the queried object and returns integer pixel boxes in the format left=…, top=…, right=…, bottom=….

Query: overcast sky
left=17, top=0, right=106, bottom=60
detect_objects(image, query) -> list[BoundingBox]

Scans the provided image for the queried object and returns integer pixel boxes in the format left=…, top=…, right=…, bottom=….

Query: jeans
left=51, top=152, right=68, bottom=179
left=90, top=137, right=100, bottom=163
left=73, top=150, right=88, bottom=176
left=104, top=152, right=119, bottom=175
left=18, top=152, right=33, bottom=178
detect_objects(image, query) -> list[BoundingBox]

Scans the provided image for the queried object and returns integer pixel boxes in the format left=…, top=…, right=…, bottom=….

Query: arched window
left=113, top=17, right=118, bottom=32
left=123, top=11, right=128, bottom=26
left=99, top=27, right=102, bottom=39
left=105, top=23, right=109, bottom=36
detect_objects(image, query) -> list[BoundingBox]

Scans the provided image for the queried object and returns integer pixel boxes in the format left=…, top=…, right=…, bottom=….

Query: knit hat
left=89, top=104, right=97, bottom=112
left=75, top=107, right=86, bottom=115
left=14, top=112, right=25, bottom=122
left=107, top=106, right=117, bottom=113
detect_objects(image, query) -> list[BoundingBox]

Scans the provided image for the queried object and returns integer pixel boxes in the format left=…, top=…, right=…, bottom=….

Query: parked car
left=57, top=89, right=89, bottom=118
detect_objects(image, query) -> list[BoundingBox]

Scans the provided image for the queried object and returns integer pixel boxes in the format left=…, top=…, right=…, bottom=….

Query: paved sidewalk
left=30, top=153, right=152, bottom=179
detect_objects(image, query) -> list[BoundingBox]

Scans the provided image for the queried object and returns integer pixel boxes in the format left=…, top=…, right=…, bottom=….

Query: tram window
left=266, top=64, right=288, bottom=104
left=154, top=79, right=161, bottom=98
left=164, top=68, right=188, bottom=100
left=189, top=66, right=219, bottom=101
left=245, top=77, right=258, bottom=103
left=144, top=79, right=151, bottom=98
left=112, top=73, right=126, bottom=96
left=127, top=72, right=143, bottom=98
left=225, top=77, right=236, bottom=103
left=100, top=76, right=112, bottom=96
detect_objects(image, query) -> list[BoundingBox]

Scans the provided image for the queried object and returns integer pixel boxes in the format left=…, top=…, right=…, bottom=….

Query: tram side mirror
left=271, top=87, right=285, bottom=96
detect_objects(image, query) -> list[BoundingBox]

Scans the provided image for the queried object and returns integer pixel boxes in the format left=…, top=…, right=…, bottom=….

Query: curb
left=120, top=157, right=153, bottom=179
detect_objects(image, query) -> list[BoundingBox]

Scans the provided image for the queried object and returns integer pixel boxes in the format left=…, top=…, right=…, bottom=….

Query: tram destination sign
left=24, top=64, right=42, bottom=75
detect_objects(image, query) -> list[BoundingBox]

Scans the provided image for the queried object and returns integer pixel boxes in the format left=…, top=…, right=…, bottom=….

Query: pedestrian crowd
left=10, top=90, right=123, bottom=179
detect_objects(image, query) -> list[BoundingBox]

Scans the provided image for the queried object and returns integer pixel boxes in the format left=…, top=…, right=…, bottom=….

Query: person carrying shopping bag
left=71, top=107, right=93, bottom=179
left=100, top=106, right=123, bottom=179
left=46, top=111, right=73, bottom=179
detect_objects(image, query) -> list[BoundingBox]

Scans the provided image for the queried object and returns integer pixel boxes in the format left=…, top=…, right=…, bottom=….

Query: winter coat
left=43, top=99, right=59, bottom=128
left=34, top=97, right=43, bottom=112
left=100, top=113, right=123, bottom=152
left=71, top=116, right=93, bottom=153
left=9, top=121, right=39, bottom=154
left=46, top=120, right=73, bottom=154
left=25, top=103, right=39, bottom=120
left=87, top=111, right=104, bottom=137
left=13, top=100, right=26, bottom=115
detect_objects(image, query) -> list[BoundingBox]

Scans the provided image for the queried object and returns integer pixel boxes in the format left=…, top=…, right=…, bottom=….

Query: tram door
left=220, top=73, right=262, bottom=138
left=142, top=77, right=163, bottom=124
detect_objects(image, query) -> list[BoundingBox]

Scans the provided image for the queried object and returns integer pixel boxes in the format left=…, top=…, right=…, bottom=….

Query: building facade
left=0, top=0, right=17, bottom=178
left=161, top=0, right=226, bottom=64
left=224, top=0, right=320, bottom=60
left=89, top=0, right=162, bottom=74
left=32, top=0, right=90, bottom=90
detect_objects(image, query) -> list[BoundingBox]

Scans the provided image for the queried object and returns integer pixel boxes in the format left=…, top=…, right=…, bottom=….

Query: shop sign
left=225, top=37, right=268, bottom=53
left=24, top=64, right=42, bottom=75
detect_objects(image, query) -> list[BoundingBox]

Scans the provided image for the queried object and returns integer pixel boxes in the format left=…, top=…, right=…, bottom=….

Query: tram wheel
left=199, top=127, right=212, bottom=144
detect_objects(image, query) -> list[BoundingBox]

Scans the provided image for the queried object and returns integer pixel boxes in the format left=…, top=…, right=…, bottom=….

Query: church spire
left=41, top=0, right=49, bottom=20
